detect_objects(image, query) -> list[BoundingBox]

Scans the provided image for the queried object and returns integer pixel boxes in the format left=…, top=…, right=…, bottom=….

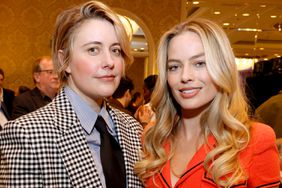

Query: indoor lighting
left=237, top=28, right=262, bottom=32
left=214, top=11, right=221, bottom=15
left=223, top=22, right=230, bottom=26
left=260, top=5, right=266, bottom=8
left=192, top=1, right=199, bottom=5
left=271, top=15, right=277, bottom=18
left=235, top=58, right=257, bottom=70
left=242, top=13, right=250, bottom=17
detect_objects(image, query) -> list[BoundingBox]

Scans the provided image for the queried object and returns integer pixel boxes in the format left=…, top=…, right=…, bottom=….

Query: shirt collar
left=64, top=86, right=114, bottom=135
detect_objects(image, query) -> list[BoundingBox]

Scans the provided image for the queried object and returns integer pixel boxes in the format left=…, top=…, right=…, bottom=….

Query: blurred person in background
left=0, top=68, right=15, bottom=119
left=256, top=90, right=282, bottom=138
left=15, top=85, right=31, bottom=96
left=134, top=74, right=158, bottom=127
left=128, top=91, right=143, bottom=115
left=108, top=76, right=134, bottom=115
left=12, top=56, right=60, bottom=119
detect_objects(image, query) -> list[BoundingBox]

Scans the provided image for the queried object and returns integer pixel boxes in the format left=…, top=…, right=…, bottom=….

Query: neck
left=179, top=117, right=202, bottom=140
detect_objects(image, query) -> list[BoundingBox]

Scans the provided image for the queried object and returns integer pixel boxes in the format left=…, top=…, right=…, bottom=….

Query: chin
left=101, top=90, right=116, bottom=98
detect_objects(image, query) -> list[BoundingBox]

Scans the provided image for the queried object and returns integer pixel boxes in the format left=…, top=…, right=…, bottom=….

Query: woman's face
left=167, top=31, right=218, bottom=112
left=65, top=19, right=124, bottom=105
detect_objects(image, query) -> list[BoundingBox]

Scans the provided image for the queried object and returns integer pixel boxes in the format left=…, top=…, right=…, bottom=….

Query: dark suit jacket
left=2, top=88, right=15, bottom=119
left=107, top=97, right=133, bottom=116
left=0, top=89, right=144, bottom=187
left=12, top=87, right=51, bottom=119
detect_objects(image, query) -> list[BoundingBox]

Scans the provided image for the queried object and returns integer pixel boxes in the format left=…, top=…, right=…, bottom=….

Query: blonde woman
left=135, top=18, right=280, bottom=187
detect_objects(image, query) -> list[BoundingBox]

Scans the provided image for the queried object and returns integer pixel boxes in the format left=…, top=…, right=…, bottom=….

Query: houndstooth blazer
left=0, top=89, right=144, bottom=188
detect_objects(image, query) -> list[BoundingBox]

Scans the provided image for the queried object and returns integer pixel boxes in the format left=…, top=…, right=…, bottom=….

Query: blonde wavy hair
left=135, top=18, right=251, bottom=187
left=52, top=1, right=133, bottom=85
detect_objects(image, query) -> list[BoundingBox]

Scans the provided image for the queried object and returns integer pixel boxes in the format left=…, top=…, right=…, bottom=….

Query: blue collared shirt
left=64, top=86, right=118, bottom=188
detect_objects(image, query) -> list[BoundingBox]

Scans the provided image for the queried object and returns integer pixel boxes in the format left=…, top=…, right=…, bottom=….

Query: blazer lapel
left=1, top=101, right=10, bottom=119
left=54, top=90, right=102, bottom=187
left=107, top=105, right=143, bottom=187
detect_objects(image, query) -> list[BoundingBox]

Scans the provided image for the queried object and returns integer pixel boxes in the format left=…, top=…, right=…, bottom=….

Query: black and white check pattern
left=0, top=89, right=144, bottom=188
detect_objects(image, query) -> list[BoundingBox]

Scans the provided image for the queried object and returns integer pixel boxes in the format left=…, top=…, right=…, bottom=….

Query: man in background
left=0, top=68, right=15, bottom=120
left=12, top=56, right=60, bottom=119
left=255, top=90, right=282, bottom=138
left=108, top=76, right=134, bottom=115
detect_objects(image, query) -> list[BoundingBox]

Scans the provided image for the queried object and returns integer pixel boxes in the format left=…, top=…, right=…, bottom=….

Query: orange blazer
left=145, top=122, right=280, bottom=187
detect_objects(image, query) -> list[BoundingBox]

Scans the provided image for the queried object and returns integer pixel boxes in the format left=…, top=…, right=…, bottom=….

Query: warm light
left=259, top=48, right=264, bottom=50
left=270, top=15, right=277, bottom=18
left=237, top=28, right=262, bottom=32
left=235, top=58, right=257, bottom=70
left=260, top=5, right=266, bottom=8
left=214, top=11, right=221, bottom=15
left=242, top=13, right=250, bottom=17
left=192, top=1, right=199, bottom=5
left=223, top=22, right=230, bottom=26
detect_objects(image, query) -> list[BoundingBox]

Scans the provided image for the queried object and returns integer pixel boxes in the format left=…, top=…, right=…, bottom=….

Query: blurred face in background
left=143, top=85, right=151, bottom=104
left=64, top=18, right=124, bottom=106
left=34, top=58, right=60, bottom=96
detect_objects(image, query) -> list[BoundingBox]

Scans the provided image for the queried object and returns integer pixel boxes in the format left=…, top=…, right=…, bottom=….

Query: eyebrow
left=167, top=52, right=205, bottom=63
left=82, top=41, right=121, bottom=48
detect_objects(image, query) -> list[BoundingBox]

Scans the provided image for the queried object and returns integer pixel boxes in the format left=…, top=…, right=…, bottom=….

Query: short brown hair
left=52, top=1, right=133, bottom=85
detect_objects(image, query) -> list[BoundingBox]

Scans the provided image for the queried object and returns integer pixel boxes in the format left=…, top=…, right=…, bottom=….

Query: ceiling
left=181, top=0, right=282, bottom=60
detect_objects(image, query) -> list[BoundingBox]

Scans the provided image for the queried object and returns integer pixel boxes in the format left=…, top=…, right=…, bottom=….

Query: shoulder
left=14, top=89, right=33, bottom=100
left=109, top=107, right=143, bottom=132
left=257, top=93, right=282, bottom=110
left=250, top=122, right=276, bottom=144
left=3, top=88, right=15, bottom=95
left=243, top=122, right=277, bottom=157
left=240, top=122, right=280, bottom=186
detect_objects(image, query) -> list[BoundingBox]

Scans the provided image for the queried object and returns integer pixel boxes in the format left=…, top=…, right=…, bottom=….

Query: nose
left=102, top=50, right=115, bottom=69
left=181, top=64, right=194, bottom=83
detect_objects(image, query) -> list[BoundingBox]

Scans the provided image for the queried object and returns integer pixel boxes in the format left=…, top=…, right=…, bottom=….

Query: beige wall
left=0, top=0, right=181, bottom=91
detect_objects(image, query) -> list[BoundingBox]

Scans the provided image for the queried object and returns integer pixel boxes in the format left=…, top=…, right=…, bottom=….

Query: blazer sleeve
left=247, top=123, right=281, bottom=187
left=0, top=121, right=43, bottom=187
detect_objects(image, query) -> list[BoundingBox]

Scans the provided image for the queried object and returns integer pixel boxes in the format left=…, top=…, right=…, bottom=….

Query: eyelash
left=88, top=47, right=99, bottom=54
left=87, top=47, right=122, bottom=56
left=167, top=64, right=180, bottom=71
left=167, top=61, right=206, bottom=71
left=195, top=61, right=206, bottom=67
left=112, top=48, right=122, bottom=56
